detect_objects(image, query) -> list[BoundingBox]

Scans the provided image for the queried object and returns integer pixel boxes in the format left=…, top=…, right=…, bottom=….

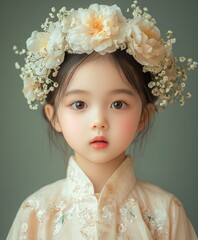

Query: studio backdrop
left=1, top=0, right=198, bottom=239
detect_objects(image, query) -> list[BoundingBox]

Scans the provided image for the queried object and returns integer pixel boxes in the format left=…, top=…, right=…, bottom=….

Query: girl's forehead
left=66, top=54, right=132, bottom=92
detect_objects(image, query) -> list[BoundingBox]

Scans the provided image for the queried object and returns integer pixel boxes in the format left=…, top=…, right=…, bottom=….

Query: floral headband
left=14, top=0, right=197, bottom=110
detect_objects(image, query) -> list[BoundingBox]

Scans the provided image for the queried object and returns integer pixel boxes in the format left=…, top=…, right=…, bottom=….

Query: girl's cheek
left=62, top=117, right=84, bottom=140
left=115, top=117, right=140, bottom=140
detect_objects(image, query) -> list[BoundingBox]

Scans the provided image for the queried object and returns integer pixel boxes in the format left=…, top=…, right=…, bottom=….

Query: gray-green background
left=1, top=0, right=198, bottom=238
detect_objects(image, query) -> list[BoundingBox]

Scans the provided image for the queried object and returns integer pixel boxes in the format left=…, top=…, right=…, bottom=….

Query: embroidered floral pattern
left=19, top=223, right=28, bottom=240
left=53, top=199, right=98, bottom=236
left=13, top=157, right=193, bottom=240
left=143, top=208, right=168, bottom=239
left=117, top=223, right=127, bottom=234
left=36, top=209, right=46, bottom=222
left=119, top=197, right=137, bottom=223
left=79, top=207, right=96, bottom=227
left=99, top=205, right=114, bottom=221
left=19, top=197, right=40, bottom=239
left=23, top=197, right=39, bottom=209
left=53, top=201, right=68, bottom=235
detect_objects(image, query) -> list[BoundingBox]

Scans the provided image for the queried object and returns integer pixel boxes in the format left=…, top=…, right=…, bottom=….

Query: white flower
left=15, top=62, right=20, bottom=69
left=163, top=56, right=177, bottom=81
left=65, top=4, right=128, bottom=54
left=127, top=18, right=165, bottom=66
left=26, top=31, right=50, bottom=54
left=30, top=59, right=48, bottom=76
left=14, top=3, right=197, bottom=110
left=27, top=23, right=66, bottom=70
left=22, top=76, right=36, bottom=102
left=61, top=11, right=76, bottom=33
left=45, top=22, right=66, bottom=68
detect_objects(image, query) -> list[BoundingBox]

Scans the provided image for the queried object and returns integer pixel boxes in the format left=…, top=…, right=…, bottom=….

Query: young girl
left=8, top=1, right=197, bottom=239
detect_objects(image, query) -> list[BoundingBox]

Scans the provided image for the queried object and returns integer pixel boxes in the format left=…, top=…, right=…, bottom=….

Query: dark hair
left=111, top=50, right=157, bottom=108
left=42, top=50, right=157, bottom=154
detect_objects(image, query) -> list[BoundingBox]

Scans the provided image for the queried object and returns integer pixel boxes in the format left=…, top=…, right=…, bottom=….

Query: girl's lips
left=90, top=136, right=109, bottom=149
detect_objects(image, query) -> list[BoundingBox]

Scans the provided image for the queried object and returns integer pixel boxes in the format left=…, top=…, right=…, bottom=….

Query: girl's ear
left=44, top=104, right=62, bottom=132
left=137, top=103, right=155, bottom=132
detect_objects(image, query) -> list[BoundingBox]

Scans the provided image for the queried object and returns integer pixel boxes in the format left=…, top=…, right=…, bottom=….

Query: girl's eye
left=71, top=101, right=87, bottom=110
left=111, top=101, right=127, bottom=109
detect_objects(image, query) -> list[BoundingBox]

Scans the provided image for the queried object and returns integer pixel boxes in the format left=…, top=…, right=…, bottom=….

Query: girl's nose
left=91, top=120, right=108, bottom=130
left=90, top=114, right=109, bottom=130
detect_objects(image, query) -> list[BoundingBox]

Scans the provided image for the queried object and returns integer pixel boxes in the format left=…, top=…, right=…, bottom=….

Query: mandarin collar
left=66, top=155, right=136, bottom=205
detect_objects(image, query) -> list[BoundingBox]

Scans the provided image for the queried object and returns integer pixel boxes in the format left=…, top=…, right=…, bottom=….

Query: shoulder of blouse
left=21, top=178, right=68, bottom=208
left=134, top=179, right=181, bottom=208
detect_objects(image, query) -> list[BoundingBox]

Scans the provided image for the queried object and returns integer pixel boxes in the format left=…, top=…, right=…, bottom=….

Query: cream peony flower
left=127, top=19, right=165, bottom=67
left=14, top=3, right=197, bottom=110
left=26, top=31, right=50, bottom=54
left=29, top=59, right=48, bottom=76
left=27, top=23, right=66, bottom=71
left=65, top=4, right=128, bottom=54
left=22, top=76, right=36, bottom=102
left=45, top=22, right=66, bottom=68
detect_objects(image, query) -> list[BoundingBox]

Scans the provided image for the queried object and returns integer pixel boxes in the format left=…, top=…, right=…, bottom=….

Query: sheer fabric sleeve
left=7, top=204, right=28, bottom=239
left=7, top=198, right=40, bottom=240
left=169, top=196, right=198, bottom=240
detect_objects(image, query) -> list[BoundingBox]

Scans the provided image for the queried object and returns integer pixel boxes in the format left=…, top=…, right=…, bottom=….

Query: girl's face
left=50, top=54, right=144, bottom=166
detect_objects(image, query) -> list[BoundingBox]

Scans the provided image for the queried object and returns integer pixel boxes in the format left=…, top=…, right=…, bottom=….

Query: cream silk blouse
left=7, top=156, right=197, bottom=239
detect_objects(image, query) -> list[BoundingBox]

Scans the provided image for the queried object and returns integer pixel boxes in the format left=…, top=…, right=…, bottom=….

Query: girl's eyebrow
left=110, top=89, right=134, bottom=96
left=65, top=90, right=90, bottom=97
left=65, top=89, right=134, bottom=97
